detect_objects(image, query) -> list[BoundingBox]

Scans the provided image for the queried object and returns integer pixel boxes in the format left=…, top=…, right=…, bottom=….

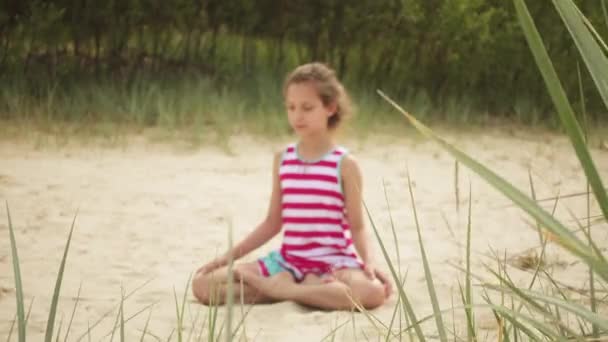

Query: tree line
left=1, top=0, right=606, bottom=119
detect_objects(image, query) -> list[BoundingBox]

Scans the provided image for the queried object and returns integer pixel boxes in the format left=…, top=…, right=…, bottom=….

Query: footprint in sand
left=47, top=184, right=60, bottom=190
left=153, top=199, right=168, bottom=207
left=35, top=211, right=48, bottom=221
left=123, top=269, right=146, bottom=278
left=0, top=174, right=17, bottom=187
left=0, top=286, right=14, bottom=300
left=136, top=290, right=167, bottom=302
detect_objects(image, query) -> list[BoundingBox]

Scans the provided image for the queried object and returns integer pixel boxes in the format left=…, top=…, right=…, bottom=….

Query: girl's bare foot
left=234, top=267, right=295, bottom=300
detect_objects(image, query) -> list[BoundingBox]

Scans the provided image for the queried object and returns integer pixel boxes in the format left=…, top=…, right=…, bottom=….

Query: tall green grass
left=0, top=77, right=482, bottom=141
left=6, top=203, right=25, bottom=342
left=4, top=67, right=597, bottom=148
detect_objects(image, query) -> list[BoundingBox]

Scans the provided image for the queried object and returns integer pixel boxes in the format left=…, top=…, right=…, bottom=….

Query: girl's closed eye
left=302, top=104, right=314, bottom=112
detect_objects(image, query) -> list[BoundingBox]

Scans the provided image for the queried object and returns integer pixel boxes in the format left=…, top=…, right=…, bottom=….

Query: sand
left=1, top=130, right=607, bottom=341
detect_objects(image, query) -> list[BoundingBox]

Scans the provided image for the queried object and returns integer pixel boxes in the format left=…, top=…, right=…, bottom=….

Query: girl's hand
left=363, top=263, right=377, bottom=280
left=363, top=263, right=393, bottom=298
left=196, top=257, right=227, bottom=275
left=374, top=268, right=393, bottom=298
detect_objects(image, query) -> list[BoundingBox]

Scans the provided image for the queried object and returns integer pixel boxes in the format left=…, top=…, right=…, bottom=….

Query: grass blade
left=385, top=277, right=406, bottom=342
left=542, top=270, right=589, bottom=335
left=224, top=222, right=234, bottom=342
left=484, top=301, right=557, bottom=340
left=55, top=315, right=64, bottom=342
left=45, top=211, right=78, bottom=342
left=140, top=306, right=154, bottom=342
left=497, top=188, right=605, bottom=208
left=381, top=178, right=409, bottom=341
left=109, top=288, right=125, bottom=342
left=363, top=201, right=426, bottom=341
left=455, top=161, right=460, bottom=212
left=173, top=287, right=182, bottom=342
left=196, top=308, right=208, bottom=342
left=528, top=170, right=544, bottom=246
left=6, top=313, right=17, bottom=342
left=174, top=273, right=193, bottom=342
left=440, top=211, right=456, bottom=239
left=584, top=216, right=599, bottom=338
left=186, top=305, right=201, bottom=342
left=138, top=330, right=163, bottom=342
left=377, top=90, right=608, bottom=282
left=166, top=328, right=175, bottom=342
left=464, top=184, right=476, bottom=342
left=82, top=278, right=155, bottom=341
left=319, top=319, right=350, bottom=342
left=515, top=0, right=608, bottom=221
left=553, top=0, right=608, bottom=111
left=603, top=0, right=608, bottom=29
left=6, top=314, right=16, bottom=342
left=485, top=265, right=582, bottom=338
left=457, top=281, right=469, bottom=335
left=102, top=301, right=159, bottom=339
left=406, top=171, right=448, bottom=342
left=6, top=202, right=26, bottom=342
left=346, top=291, right=393, bottom=334
left=180, top=278, right=191, bottom=341
left=120, top=287, right=125, bottom=342
left=484, top=292, right=537, bottom=341
left=491, top=309, right=509, bottom=342
left=382, top=179, right=401, bottom=275
left=207, top=301, right=219, bottom=341
left=63, top=282, right=82, bottom=342
left=229, top=299, right=256, bottom=340
left=487, top=284, right=608, bottom=331
left=577, top=63, right=588, bottom=141
left=450, top=292, right=457, bottom=342
left=25, top=297, right=35, bottom=329
left=579, top=58, right=600, bottom=339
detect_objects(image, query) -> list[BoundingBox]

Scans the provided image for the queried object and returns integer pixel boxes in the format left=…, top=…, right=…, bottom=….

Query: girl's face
left=285, top=81, right=336, bottom=137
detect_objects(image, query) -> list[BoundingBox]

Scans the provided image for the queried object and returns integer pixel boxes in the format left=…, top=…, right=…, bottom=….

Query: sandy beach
left=1, top=130, right=607, bottom=341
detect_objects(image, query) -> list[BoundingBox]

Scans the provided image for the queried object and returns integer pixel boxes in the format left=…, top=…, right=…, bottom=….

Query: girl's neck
left=296, top=134, right=335, bottom=162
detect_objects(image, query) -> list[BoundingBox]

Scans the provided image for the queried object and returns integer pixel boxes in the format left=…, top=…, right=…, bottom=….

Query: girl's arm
left=342, top=155, right=393, bottom=296
left=341, top=155, right=373, bottom=266
left=202, top=152, right=283, bottom=271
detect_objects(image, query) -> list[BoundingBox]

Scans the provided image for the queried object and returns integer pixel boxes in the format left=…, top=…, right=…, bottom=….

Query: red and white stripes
left=279, top=144, right=362, bottom=275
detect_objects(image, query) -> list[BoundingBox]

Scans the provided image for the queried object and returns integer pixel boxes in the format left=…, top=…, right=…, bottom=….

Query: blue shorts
left=257, top=250, right=287, bottom=277
left=257, top=250, right=362, bottom=282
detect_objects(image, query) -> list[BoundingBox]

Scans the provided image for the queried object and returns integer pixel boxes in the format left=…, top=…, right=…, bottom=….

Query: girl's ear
left=327, top=102, right=338, bottom=117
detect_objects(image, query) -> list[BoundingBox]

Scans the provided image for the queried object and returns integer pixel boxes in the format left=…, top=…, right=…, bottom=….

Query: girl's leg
left=192, top=261, right=278, bottom=305
left=236, top=268, right=385, bottom=310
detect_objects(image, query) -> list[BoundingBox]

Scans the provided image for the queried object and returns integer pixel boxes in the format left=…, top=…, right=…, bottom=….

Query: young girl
left=192, top=63, right=392, bottom=310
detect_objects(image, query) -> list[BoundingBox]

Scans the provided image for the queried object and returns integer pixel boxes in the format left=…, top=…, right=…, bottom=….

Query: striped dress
left=277, top=143, right=362, bottom=280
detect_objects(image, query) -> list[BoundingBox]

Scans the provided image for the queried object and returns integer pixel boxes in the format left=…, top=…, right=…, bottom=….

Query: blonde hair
left=283, top=62, right=352, bottom=130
